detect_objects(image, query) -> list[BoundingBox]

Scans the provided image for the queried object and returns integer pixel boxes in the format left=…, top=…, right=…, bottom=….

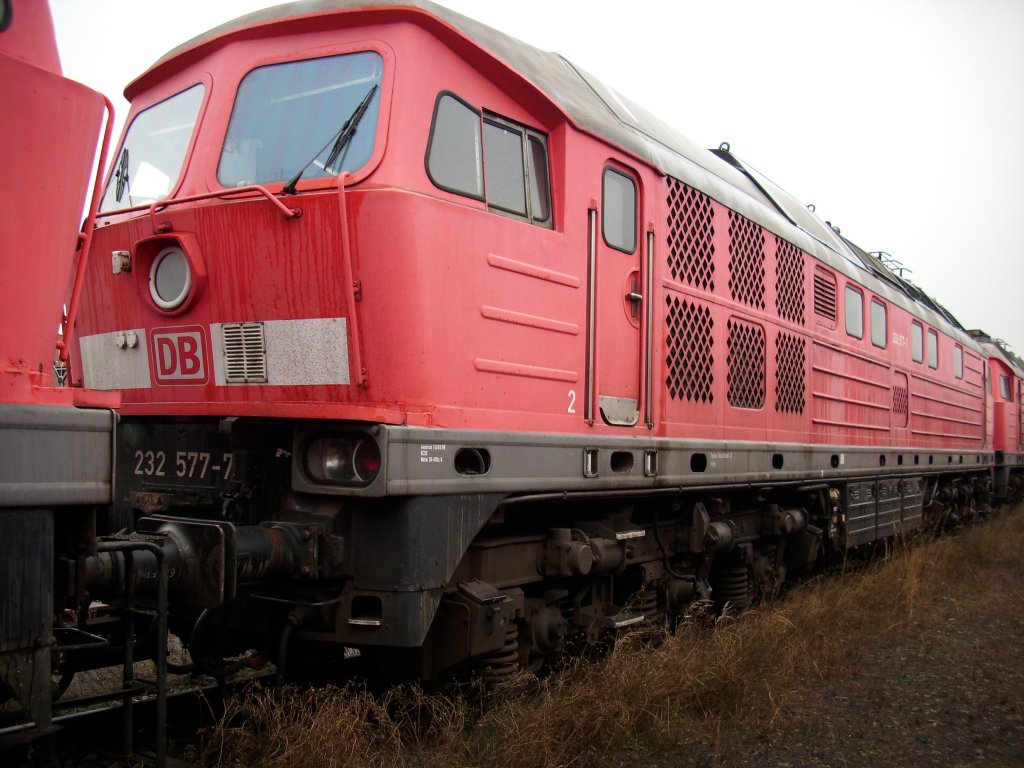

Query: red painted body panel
left=70, top=2, right=993, bottom=456
left=0, top=1, right=106, bottom=405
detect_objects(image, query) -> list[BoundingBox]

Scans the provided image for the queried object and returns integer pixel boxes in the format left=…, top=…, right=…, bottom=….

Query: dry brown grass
left=201, top=505, right=1024, bottom=768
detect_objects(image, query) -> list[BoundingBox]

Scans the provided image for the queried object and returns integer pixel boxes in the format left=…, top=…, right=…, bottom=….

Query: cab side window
left=426, top=92, right=551, bottom=227
left=426, top=93, right=483, bottom=199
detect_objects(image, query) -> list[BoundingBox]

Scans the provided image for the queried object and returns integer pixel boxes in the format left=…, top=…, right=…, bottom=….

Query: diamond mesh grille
left=222, top=322, right=268, bottom=384
left=813, top=267, right=837, bottom=322
left=775, top=332, right=806, bottom=414
left=727, top=212, right=765, bottom=310
left=774, top=237, right=805, bottom=325
left=665, top=295, right=714, bottom=403
left=666, top=178, right=715, bottom=290
left=893, top=384, right=909, bottom=427
left=727, top=318, right=765, bottom=409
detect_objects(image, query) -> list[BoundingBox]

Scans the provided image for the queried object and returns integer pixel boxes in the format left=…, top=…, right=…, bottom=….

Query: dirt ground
left=616, top=559, right=1024, bottom=768
left=651, top=614, right=1024, bottom=767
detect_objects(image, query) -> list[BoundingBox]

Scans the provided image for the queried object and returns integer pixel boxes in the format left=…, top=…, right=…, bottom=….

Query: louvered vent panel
left=775, top=332, right=806, bottom=414
left=775, top=237, right=805, bottom=325
left=813, top=268, right=837, bottom=322
left=665, top=295, right=714, bottom=403
left=666, top=177, right=715, bottom=291
left=727, top=212, right=765, bottom=309
left=223, top=322, right=268, bottom=384
left=727, top=318, right=765, bottom=409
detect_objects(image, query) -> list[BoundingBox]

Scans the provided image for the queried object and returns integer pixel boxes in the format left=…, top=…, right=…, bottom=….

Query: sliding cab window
left=426, top=93, right=483, bottom=198
left=911, top=321, right=924, bottom=363
left=218, top=51, right=383, bottom=187
left=954, top=345, right=963, bottom=379
left=602, top=167, right=637, bottom=253
left=426, top=93, right=551, bottom=227
left=100, top=84, right=205, bottom=211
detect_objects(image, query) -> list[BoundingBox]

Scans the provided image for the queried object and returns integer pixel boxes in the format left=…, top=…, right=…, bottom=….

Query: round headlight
left=149, top=246, right=191, bottom=310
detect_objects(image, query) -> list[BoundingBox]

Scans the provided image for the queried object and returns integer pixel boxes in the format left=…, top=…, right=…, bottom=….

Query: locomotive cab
left=72, top=0, right=637, bottom=679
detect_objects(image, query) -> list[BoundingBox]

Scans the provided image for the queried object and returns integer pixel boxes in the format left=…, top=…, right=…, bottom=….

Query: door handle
left=627, top=280, right=643, bottom=318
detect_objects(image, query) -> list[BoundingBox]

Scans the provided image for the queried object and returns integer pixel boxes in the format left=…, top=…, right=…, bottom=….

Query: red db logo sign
left=150, top=326, right=208, bottom=385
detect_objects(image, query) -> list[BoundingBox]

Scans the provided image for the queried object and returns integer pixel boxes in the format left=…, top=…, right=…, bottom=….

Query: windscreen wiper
left=282, top=84, right=378, bottom=195
left=114, top=147, right=130, bottom=203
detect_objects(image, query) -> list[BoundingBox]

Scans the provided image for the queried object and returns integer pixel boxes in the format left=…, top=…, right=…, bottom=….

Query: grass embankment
left=201, top=506, right=1024, bottom=768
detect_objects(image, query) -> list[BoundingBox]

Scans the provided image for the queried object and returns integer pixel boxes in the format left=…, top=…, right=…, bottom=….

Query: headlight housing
left=149, top=246, right=192, bottom=310
left=303, top=434, right=381, bottom=486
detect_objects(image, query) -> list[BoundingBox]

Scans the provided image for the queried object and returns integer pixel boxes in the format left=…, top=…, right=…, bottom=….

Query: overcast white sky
left=52, top=0, right=1024, bottom=354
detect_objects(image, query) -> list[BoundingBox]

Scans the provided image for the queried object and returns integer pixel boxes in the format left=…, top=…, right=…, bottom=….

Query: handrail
left=58, top=93, right=115, bottom=365
left=644, top=228, right=655, bottom=428
left=148, top=185, right=300, bottom=232
left=584, top=206, right=597, bottom=423
left=96, top=539, right=168, bottom=768
left=336, top=171, right=368, bottom=388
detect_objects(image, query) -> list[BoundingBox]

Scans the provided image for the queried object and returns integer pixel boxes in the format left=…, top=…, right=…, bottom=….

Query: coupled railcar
left=972, top=331, right=1024, bottom=499
left=0, top=0, right=115, bottom=746
left=59, top=0, right=1022, bottom=683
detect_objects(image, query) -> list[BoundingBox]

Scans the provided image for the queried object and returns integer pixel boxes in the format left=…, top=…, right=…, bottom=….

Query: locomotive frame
left=69, top=0, right=1024, bottom=675
left=3, top=0, right=1023, bottom=757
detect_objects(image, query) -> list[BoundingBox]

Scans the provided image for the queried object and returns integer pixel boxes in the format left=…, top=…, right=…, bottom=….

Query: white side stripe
left=211, top=317, right=350, bottom=386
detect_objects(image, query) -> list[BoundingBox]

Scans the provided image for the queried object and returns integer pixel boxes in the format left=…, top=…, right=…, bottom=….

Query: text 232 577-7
left=132, top=450, right=233, bottom=481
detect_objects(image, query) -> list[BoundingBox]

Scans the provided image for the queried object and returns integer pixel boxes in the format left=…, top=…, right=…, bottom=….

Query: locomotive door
left=586, top=164, right=643, bottom=427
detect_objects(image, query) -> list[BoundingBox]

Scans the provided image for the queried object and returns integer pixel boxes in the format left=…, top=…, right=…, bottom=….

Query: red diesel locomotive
left=49, top=0, right=1024, bottom=685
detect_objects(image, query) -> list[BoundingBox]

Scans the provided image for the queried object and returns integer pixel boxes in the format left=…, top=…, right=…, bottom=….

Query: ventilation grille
left=813, top=268, right=837, bottom=323
left=222, top=322, right=268, bottom=384
left=775, top=237, right=805, bottom=325
left=893, top=384, right=909, bottom=427
left=666, top=178, right=715, bottom=291
left=727, top=212, right=765, bottom=309
left=666, top=295, right=714, bottom=403
left=775, top=332, right=806, bottom=414
left=727, top=318, right=765, bottom=409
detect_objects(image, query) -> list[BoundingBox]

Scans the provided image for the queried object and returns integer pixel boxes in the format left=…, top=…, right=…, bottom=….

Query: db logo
left=150, top=326, right=208, bottom=385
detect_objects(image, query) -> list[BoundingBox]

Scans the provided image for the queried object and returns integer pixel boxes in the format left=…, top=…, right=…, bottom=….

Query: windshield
left=218, top=51, right=384, bottom=188
left=99, top=84, right=205, bottom=211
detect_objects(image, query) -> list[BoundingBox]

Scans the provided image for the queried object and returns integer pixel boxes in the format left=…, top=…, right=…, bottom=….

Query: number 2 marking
left=568, top=389, right=577, bottom=414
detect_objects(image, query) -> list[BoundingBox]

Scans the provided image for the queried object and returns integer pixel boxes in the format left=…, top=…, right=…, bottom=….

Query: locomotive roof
left=969, top=331, right=1024, bottom=378
left=144, top=0, right=980, bottom=353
